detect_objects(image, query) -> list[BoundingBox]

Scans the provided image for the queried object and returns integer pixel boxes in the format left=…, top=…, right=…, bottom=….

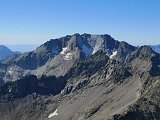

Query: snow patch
left=48, top=109, right=58, bottom=118
left=110, top=51, right=117, bottom=59
left=60, top=44, right=93, bottom=60
left=63, top=52, right=73, bottom=60
left=92, top=49, right=96, bottom=55
left=60, top=47, right=73, bottom=60
left=92, top=47, right=100, bottom=55
left=8, top=70, right=13, bottom=74
left=60, top=47, right=68, bottom=55
left=9, top=88, right=12, bottom=93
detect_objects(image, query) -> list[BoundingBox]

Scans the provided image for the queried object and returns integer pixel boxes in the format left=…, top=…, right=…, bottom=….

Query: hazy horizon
left=0, top=0, right=160, bottom=46
left=5, top=44, right=39, bottom=52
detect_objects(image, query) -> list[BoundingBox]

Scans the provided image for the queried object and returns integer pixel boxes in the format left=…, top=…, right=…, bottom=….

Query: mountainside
left=1, top=33, right=134, bottom=82
left=0, top=45, right=21, bottom=61
left=0, top=34, right=160, bottom=120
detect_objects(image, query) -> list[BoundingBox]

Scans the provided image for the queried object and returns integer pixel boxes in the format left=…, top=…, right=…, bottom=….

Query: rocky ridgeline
left=0, top=34, right=160, bottom=120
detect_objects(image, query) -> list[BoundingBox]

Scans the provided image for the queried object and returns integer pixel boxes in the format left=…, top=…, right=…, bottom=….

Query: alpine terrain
left=0, top=33, right=160, bottom=120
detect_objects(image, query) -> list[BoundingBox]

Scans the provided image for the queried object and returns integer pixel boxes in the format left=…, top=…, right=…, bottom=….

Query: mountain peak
left=114, top=41, right=136, bottom=62
left=1, top=33, right=134, bottom=80
left=138, top=45, right=155, bottom=53
left=134, top=45, right=158, bottom=61
left=126, top=45, right=159, bottom=62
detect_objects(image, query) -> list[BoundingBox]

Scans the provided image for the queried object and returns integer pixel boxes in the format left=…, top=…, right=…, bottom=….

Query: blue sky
left=0, top=0, right=160, bottom=45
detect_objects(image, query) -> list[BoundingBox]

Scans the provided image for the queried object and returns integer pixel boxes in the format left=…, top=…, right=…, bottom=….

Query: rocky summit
left=0, top=33, right=160, bottom=120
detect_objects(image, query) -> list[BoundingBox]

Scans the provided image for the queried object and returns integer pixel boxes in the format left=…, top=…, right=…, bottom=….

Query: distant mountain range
left=150, top=44, right=160, bottom=53
left=0, top=33, right=160, bottom=120
left=0, top=45, right=21, bottom=61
